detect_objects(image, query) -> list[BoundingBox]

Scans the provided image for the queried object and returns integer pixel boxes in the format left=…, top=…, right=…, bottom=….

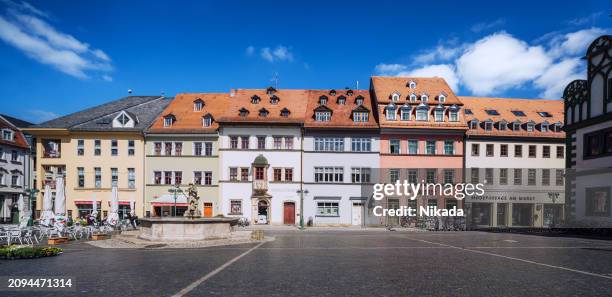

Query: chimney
left=230, top=88, right=236, bottom=97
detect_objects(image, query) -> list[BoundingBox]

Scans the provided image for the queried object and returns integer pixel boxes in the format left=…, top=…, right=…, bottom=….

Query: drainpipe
left=300, top=127, right=304, bottom=230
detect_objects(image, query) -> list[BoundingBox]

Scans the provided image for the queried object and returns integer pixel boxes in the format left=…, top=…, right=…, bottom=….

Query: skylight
left=464, top=109, right=473, bottom=115
left=538, top=111, right=552, bottom=117
left=485, top=109, right=499, bottom=116
left=511, top=110, right=526, bottom=116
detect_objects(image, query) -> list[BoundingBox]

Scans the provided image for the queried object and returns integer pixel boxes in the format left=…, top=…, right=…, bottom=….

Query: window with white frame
left=314, top=167, right=344, bottom=183
left=421, top=94, right=429, bottom=102
left=434, top=109, right=444, bottom=122
left=408, top=140, right=418, bottom=154
left=128, top=140, right=135, bottom=156
left=351, top=167, right=371, bottom=183
left=426, top=140, right=436, bottom=155
left=314, top=137, right=344, bottom=152
left=386, top=105, right=396, bottom=120
left=400, top=106, right=410, bottom=120
left=408, top=81, right=417, bottom=89
left=95, top=167, right=101, bottom=188
left=409, top=93, right=417, bottom=102
left=444, top=141, right=454, bottom=155
left=94, top=140, right=101, bottom=155
left=416, top=107, right=428, bottom=121
left=2, top=129, right=13, bottom=141
left=439, top=94, right=446, bottom=102
left=316, top=202, right=339, bottom=216
left=391, top=92, right=400, bottom=102
left=389, top=139, right=400, bottom=154
left=77, top=139, right=84, bottom=156
left=353, top=111, right=369, bottom=122
left=111, top=140, right=118, bottom=156
left=202, top=115, right=212, bottom=127
left=351, top=138, right=371, bottom=152
left=111, top=168, right=118, bottom=187
left=315, top=111, right=331, bottom=121
left=194, top=100, right=203, bottom=111
left=449, top=110, right=458, bottom=122
left=128, top=168, right=135, bottom=189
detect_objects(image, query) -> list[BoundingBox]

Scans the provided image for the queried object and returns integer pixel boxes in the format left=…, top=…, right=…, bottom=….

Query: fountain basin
left=139, top=217, right=239, bottom=241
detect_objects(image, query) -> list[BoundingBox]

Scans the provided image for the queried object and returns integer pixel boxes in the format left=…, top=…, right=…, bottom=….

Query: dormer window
left=266, top=86, right=276, bottom=95
left=202, top=114, right=213, bottom=127
left=469, top=120, right=478, bottom=130
left=498, top=121, right=507, bottom=131
left=391, top=92, right=400, bottom=102
left=526, top=122, right=535, bottom=132
left=355, top=95, right=364, bottom=105
left=259, top=108, right=269, bottom=117
left=353, top=111, right=369, bottom=122
left=239, top=108, right=249, bottom=117
left=251, top=95, right=261, bottom=104
left=385, top=104, right=397, bottom=120
left=280, top=108, right=290, bottom=117
left=113, top=111, right=136, bottom=128
left=2, top=129, right=13, bottom=141
left=421, top=94, right=429, bottom=102
left=163, top=114, right=175, bottom=127
left=553, top=122, right=562, bottom=132
left=337, top=95, right=346, bottom=105
left=193, top=99, right=204, bottom=111
left=329, top=89, right=337, bottom=96
left=448, top=105, right=459, bottom=122
left=408, top=80, right=417, bottom=89
left=315, top=111, right=331, bottom=121
left=400, top=105, right=411, bottom=121
left=416, top=104, right=428, bottom=121
left=409, top=93, right=417, bottom=102
left=346, top=89, right=354, bottom=96
left=319, top=95, right=328, bottom=105
left=512, top=121, right=521, bottom=131
left=540, top=121, right=550, bottom=132
left=484, top=121, right=493, bottom=131
left=434, top=105, right=444, bottom=122
left=270, top=95, right=280, bottom=104
left=438, top=93, right=446, bottom=103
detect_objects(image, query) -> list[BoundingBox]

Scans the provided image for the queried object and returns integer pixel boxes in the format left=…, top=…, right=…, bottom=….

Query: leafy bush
left=0, top=245, right=63, bottom=259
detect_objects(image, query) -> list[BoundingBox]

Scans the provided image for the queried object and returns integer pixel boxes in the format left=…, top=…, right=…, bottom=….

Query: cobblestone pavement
left=2, top=230, right=612, bottom=297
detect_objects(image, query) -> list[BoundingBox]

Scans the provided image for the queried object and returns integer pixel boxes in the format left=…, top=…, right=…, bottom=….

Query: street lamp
left=24, top=188, right=39, bottom=226
left=296, top=189, right=309, bottom=230
left=168, top=183, right=184, bottom=217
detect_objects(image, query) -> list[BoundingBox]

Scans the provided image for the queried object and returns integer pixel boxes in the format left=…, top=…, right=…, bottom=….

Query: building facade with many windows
left=302, top=89, right=379, bottom=226
left=0, top=115, right=32, bottom=223
left=462, top=97, right=565, bottom=228
left=217, top=88, right=306, bottom=225
left=144, top=93, right=227, bottom=217
left=25, top=96, right=170, bottom=219
left=563, top=35, right=612, bottom=227
left=370, top=77, right=467, bottom=226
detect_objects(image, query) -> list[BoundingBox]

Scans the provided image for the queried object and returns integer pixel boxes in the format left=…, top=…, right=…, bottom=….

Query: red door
left=283, top=202, right=295, bottom=225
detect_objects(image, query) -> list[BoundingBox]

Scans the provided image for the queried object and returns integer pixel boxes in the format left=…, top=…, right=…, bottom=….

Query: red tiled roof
left=304, top=89, right=378, bottom=129
left=460, top=96, right=565, bottom=139
left=216, top=89, right=309, bottom=124
left=147, top=93, right=229, bottom=133
left=0, top=116, right=29, bottom=149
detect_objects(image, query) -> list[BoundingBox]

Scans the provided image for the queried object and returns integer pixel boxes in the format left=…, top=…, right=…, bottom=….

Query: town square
left=0, top=0, right=611, bottom=296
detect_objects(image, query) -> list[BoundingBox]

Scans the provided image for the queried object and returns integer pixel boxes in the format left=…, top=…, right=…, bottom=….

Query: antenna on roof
left=270, top=72, right=279, bottom=89
left=356, top=80, right=359, bottom=90
left=128, top=88, right=133, bottom=94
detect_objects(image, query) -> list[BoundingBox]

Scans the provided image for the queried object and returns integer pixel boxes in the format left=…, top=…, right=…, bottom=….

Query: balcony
left=43, top=150, right=61, bottom=158
left=252, top=180, right=268, bottom=194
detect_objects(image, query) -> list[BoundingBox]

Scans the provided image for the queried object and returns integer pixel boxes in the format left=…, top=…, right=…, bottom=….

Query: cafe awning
left=150, top=194, right=188, bottom=207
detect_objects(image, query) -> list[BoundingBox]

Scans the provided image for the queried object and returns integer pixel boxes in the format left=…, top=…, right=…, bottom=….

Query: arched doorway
left=283, top=202, right=295, bottom=225
left=257, top=199, right=269, bottom=224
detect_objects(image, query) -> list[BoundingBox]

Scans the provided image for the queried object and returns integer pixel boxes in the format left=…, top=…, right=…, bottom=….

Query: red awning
left=74, top=200, right=102, bottom=205
left=151, top=202, right=189, bottom=207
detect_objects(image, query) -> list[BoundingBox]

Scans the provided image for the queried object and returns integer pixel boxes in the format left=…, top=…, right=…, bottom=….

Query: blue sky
left=0, top=0, right=610, bottom=123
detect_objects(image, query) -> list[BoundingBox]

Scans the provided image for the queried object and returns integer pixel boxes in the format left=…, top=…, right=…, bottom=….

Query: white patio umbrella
left=92, top=193, right=98, bottom=217
left=106, top=185, right=119, bottom=226
left=1, top=197, right=11, bottom=220
left=40, top=184, right=54, bottom=225
left=130, top=196, right=135, bottom=217
left=54, top=176, right=66, bottom=216
left=18, top=194, right=28, bottom=227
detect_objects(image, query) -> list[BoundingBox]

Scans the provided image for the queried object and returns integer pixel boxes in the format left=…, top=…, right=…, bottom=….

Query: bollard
left=251, top=230, right=264, bottom=240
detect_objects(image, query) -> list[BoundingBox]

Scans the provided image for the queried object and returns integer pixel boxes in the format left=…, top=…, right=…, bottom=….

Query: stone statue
left=184, top=183, right=200, bottom=217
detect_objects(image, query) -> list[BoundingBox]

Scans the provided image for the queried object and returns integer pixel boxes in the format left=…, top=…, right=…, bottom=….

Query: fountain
left=139, top=183, right=238, bottom=241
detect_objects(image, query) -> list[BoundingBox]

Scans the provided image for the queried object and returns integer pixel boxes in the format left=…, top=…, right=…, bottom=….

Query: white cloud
left=534, top=58, right=583, bottom=99
left=0, top=1, right=112, bottom=79
left=457, top=33, right=551, bottom=95
left=102, top=74, right=113, bottom=82
left=375, top=28, right=609, bottom=98
left=245, top=45, right=255, bottom=56
left=470, top=18, right=506, bottom=33
left=248, top=45, right=295, bottom=63
left=375, top=63, right=407, bottom=75
left=27, top=109, right=59, bottom=123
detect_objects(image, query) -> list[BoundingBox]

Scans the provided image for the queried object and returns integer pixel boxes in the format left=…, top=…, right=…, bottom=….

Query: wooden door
left=203, top=203, right=213, bottom=218
left=283, top=202, right=295, bottom=225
